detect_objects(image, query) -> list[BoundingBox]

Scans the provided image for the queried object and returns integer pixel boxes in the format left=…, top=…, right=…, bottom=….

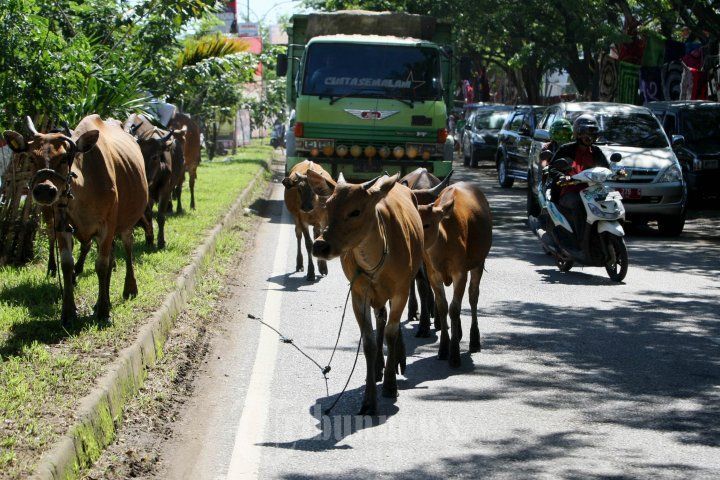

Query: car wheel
left=463, top=144, right=470, bottom=166
left=471, top=146, right=481, bottom=168
left=657, top=214, right=685, bottom=236
left=527, top=176, right=540, bottom=217
left=497, top=156, right=514, bottom=188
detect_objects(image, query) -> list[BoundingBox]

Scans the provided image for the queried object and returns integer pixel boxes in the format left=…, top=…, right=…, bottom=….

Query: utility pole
left=247, top=0, right=250, bottom=22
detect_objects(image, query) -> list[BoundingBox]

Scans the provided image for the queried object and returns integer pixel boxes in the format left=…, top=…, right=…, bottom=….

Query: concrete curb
left=32, top=164, right=269, bottom=480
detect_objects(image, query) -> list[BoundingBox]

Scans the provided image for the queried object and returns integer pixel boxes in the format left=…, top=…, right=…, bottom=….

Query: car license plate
left=704, top=159, right=719, bottom=170
left=617, top=188, right=641, bottom=200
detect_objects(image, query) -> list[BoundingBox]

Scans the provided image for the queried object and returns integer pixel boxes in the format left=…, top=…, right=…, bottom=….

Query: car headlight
left=656, top=164, right=683, bottom=183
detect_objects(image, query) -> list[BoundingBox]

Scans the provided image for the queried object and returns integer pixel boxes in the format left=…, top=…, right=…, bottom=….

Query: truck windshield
left=680, top=107, right=720, bottom=142
left=302, top=43, right=442, bottom=101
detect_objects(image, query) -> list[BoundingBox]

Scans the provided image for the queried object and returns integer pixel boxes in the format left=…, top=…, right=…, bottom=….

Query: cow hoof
left=95, top=306, right=110, bottom=321
left=449, top=342, right=461, bottom=368
left=319, top=262, right=328, bottom=276
left=375, top=367, right=384, bottom=383
left=382, top=383, right=398, bottom=398
left=396, top=357, right=406, bottom=375
left=306, top=272, right=316, bottom=282
left=61, top=309, right=77, bottom=327
left=158, top=240, right=166, bottom=250
left=469, top=335, right=481, bottom=353
left=438, top=343, right=449, bottom=360
left=296, top=265, right=304, bottom=273
left=358, top=403, right=377, bottom=416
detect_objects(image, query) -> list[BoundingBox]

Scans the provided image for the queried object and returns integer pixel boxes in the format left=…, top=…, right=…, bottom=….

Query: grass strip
left=0, top=142, right=273, bottom=479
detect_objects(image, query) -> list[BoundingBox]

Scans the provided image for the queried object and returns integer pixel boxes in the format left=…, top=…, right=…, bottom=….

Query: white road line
left=226, top=189, right=290, bottom=479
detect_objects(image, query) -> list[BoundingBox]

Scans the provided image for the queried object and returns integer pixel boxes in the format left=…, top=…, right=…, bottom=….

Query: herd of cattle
left=283, top=161, right=493, bottom=415
left=2, top=113, right=201, bottom=325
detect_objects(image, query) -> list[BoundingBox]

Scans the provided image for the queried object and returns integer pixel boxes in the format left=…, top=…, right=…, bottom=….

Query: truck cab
left=279, top=12, right=454, bottom=179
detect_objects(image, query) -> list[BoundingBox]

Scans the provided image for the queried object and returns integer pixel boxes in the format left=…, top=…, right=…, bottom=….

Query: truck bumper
left=286, top=156, right=453, bottom=180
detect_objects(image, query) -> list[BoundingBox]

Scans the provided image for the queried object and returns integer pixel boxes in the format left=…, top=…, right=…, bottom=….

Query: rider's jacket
left=548, top=142, right=609, bottom=199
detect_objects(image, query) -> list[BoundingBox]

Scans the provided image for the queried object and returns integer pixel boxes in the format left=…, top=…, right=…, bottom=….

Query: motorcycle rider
left=549, top=114, right=609, bottom=245
left=540, top=118, right=574, bottom=168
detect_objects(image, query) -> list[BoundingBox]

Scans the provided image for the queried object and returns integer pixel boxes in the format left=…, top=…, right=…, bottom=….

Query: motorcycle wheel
left=556, top=257, right=574, bottom=272
left=605, top=235, right=628, bottom=282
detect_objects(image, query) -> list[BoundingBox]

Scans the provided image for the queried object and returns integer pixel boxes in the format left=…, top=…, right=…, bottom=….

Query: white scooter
left=529, top=154, right=629, bottom=282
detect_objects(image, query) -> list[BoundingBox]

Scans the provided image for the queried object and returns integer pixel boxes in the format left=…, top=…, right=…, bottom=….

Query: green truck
left=277, top=10, right=456, bottom=179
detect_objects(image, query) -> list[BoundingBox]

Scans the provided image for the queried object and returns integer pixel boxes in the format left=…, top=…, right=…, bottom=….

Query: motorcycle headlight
left=656, top=164, right=683, bottom=183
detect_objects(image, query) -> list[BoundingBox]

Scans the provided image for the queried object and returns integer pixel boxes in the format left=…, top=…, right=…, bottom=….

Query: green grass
left=0, top=142, right=273, bottom=479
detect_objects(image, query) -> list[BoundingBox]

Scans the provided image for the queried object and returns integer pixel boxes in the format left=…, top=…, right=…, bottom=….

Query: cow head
left=409, top=170, right=453, bottom=205
left=308, top=171, right=399, bottom=260
left=134, top=128, right=174, bottom=178
left=282, top=172, right=320, bottom=213
left=418, top=189, right=455, bottom=248
left=3, top=117, right=98, bottom=206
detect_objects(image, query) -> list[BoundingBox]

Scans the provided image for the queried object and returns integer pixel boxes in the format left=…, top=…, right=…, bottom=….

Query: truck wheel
left=497, top=156, right=514, bottom=188
left=605, top=235, right=628, bottom=282
left=657, top=214, right=685, bottom=237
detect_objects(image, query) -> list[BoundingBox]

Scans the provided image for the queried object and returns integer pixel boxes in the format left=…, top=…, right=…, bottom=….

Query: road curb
left=32, top=163, right=269, bottom=480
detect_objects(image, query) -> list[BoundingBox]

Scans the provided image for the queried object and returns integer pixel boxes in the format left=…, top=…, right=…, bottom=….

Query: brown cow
left=3, top=115, right=148, bottom=324
left=398, top=168, right=452, bottom=332
left=125, top=114, right=186, bottom=249
left=308, top=171, right=423, bottom=415
left=418, top=182, right=493, bottom=367
left=282, top=160, right=331, bottom=280
left=167, top=112, right=201, bottom=212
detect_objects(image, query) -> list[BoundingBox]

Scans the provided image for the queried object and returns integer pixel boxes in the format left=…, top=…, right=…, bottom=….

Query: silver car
left=528, top=102, right=687, bottom=236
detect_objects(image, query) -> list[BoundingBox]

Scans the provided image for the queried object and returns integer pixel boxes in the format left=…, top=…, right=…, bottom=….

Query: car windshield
left=567, top=111, right=668, bottom=148
left=474, top=111, right=510, bottom=130
left=302, top=43, right=442, bottom=100
left=680, top=107, right=720, bottom=142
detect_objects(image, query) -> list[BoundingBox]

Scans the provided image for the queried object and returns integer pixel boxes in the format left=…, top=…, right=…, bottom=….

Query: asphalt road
left=154, top=157, right=720, bottom=479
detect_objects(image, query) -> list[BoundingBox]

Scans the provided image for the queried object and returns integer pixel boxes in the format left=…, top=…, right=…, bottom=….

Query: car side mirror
left=610, top=152, right=622, bottom=163
left=671, top=134, right=685, bottom=148
left=276, top=53, right=288, bottom=77
left=533, top=129, right=550, bottom=141
left=519, top=125, right=531, bottom=136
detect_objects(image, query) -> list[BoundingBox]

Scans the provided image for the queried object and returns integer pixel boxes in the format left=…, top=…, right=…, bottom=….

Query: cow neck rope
left=249, top=214, right=389, bottom=416
left=49, top=172, right=76, bottom=299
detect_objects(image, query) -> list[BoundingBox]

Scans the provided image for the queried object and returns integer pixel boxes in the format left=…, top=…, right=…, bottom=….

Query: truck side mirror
left=459, top=56, right=472, bottom=80
left=671, top=134, right=685, bottom=148
left=276, top=53, right=288, bottom=77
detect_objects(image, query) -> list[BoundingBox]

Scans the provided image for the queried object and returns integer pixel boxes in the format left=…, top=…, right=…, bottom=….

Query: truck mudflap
left=286, top=155, right=453, bottom=179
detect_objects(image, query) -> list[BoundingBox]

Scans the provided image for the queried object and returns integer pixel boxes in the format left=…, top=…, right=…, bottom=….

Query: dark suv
left=495, top=105, right=544, bottom=187
left=461, top=105, right=514, bottom=167
left=648, top=101, right=720, bottom=204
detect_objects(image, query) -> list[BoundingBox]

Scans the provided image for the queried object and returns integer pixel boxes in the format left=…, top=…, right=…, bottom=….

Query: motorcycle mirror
left=610, top=153, right=622, bottom=163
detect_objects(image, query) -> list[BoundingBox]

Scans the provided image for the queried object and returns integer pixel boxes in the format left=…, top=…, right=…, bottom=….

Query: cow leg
left=44, top=209, right=57, bottom=277
left=174, top=177, right=184, bottom=214
left=157, top=193, right=170, bottom=250
left=416, top=265, right=433, bottom=338
left=353, top=291, right=377, bottom=416
left=121, top=230, right=138, bottom=300
left=58, top=233, right=77, bottom=326
left=383, top=294, right=408, bottom=398
left=73, top=241, right=92, bottom=284
left=449, top=271, right=468, bottom=368
left=429, top=275, right=449, bottom=361
left=139, top=204, right=154, bottom=247
left=374, top=307, right=386, bottom=382
left=302, top=225, right=316, bottom=281
left=469, top=266, right=483, bottom=353
left=314, top=227, right=328, bottom=276
left=407, top=278, right=418, bottom=322
left=94, top=233, right=114, bottom=321
left=294, top=223, right=304, bottom=272
left=189, top=168, right=197, bottom=210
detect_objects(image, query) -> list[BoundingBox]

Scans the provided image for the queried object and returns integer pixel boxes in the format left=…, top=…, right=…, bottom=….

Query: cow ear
left=76, top=130, right=99, bottom=153
left=281, top=176, right=294, bottom=189
left=307, top=169, right=335, bottom=196
left=3, top=131, right=27, bottom=152
left=436, top=194, right=455, bottom=218
left=367, top=173, right=399, bottom=198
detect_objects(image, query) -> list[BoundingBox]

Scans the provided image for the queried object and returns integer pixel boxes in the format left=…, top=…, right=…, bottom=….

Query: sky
left=240, top=0, right=310, bottom=24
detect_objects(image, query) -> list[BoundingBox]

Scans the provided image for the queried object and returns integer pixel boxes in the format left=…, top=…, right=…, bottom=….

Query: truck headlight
left=657, top=164, right=683, bottom=183
left=336, top=145, right=348, bottom=157
left=378, top=146, right=390, bottom=159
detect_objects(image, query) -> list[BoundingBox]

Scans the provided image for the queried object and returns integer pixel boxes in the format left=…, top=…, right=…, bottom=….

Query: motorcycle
left=529, top=153, right=629, bottom=282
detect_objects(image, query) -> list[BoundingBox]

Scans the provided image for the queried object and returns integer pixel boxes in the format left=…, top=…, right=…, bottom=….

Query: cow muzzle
left=312, top=239, right=333, bottom=260
left=32, top=181, right=59, bottom=206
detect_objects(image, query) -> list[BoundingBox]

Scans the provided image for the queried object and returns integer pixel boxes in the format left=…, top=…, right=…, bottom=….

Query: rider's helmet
left=573, top=114, right=601, bottom=143
left=549, top=119, right=573, bottom=144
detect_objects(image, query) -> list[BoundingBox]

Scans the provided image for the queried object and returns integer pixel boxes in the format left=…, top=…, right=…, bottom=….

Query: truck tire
left=497, top=155, right=514, bottom=188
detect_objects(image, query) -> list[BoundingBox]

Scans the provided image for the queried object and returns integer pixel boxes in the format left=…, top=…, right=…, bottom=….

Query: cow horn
left=61, top=121, right=72, bottom=136
left=129, top=121, right=142, bottom=136
left=337, top=172, right=346, bottom=184
left=428, top=170, right=453, bottom=197
left=161, top=130, right=173, bottom=142
left=26, top=116, right=39, bottom=136
left=361, top=175, right=383, bottom=191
